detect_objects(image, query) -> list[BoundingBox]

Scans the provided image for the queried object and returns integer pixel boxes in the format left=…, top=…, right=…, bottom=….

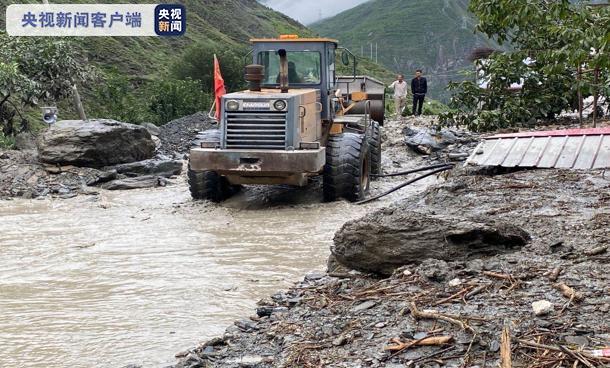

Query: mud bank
left=173, top=168, right=610, bottom=368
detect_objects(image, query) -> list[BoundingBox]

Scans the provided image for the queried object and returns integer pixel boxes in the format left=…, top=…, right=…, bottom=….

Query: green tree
left=147, top=78, right=210, bottom=125
left=0, top=32, right=93, bottom=138
left=441, top=1, right=609, bottom=131
left=172, top=42, right=247, bottom=93
left=90, top=71, right=148, bottom=125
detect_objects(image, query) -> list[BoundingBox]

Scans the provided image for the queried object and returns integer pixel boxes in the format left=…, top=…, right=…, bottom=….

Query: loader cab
left=250, top=36, right=339, bottom=122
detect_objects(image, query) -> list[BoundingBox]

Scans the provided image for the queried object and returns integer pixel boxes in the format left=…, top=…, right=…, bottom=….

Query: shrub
left=90, top=71, right=149, bottom=124
left=147, top=78, right=211, bottom=125
left=172, top=42, right=247, bottom=93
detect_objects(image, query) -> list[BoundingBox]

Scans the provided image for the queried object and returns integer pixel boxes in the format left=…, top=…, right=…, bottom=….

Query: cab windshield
left=257, top=51, right=321, bottom=85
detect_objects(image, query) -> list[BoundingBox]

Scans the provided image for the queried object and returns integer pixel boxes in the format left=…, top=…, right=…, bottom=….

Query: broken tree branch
left=434, top=285, right=475, bottom=306
left=584, top=245, right=607, bottom=256
left=408, top=302, right=474, bottom=333
left=385, top=335, right=454, bottom=351
left=501, top=321, right=512, bottom=368
left=554, top=283, right=584, bottom=302
left=482, top=271, right=515, bottom=281
left=548, top=267, right=563, bottom=282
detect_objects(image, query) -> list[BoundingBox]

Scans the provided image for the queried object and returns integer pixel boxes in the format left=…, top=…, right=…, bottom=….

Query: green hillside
left=311, top=0, right=497, bottom=101
left=0, top=0, right=309, bottom=82
left=0, top=0, right=395, bottom=128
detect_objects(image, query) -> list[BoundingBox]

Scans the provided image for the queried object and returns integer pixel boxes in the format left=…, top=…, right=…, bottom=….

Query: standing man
left=389, top=74, right=408, bottom=118
left=411, top=69, right=428, bottom=116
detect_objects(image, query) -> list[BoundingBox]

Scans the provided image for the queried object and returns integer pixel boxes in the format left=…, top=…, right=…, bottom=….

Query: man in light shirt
left=389, top=74, right=408, bottom=118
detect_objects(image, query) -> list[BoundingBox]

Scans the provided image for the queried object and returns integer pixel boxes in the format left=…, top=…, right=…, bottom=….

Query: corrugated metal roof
left=467, top=127, right=610, bottom=169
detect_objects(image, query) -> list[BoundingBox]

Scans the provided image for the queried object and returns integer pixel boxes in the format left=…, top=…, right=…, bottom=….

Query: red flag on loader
left=213, top=54, right=226, bottom=120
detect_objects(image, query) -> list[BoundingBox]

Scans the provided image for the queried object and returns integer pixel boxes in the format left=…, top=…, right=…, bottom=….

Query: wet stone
left=489, top=340, right=501, bottom=352
left=564, top=335, right=589, bottom=347
left=413, top=332, right=428, bottom=340
left=352, top=300, right=377, bottom=312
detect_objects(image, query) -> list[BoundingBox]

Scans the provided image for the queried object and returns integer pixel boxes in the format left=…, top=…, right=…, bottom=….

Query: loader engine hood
left=220, top=89, right=321, bottom=151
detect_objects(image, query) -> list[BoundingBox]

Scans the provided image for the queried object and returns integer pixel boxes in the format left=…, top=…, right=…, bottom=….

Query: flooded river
left=0, top=177, right=436, bottom=368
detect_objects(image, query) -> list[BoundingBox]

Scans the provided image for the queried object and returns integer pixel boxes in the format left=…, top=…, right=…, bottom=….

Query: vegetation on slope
left=311, top=0, right=497, bottom=101
left=440, top=0, right=610, bottom=131
left=0, top=0, right=396, bottom=146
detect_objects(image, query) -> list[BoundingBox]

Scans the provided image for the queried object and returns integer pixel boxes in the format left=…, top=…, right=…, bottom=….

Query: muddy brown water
left=0, top=175, right=438, bottom=368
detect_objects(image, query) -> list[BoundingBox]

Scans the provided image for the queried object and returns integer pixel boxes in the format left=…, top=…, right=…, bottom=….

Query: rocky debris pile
left=38, top=119, right=155, bottom=167
left=332, top=211, right=530, bottom=276
left=404, top=126, right=479, bottom=161
left=101, top=175, right=169, bottom=190
left=99, top=155, right=183, bottom=191
left=379, top=117, right=480, bottom=177
left=173, top=168, right=610, bottom=368
left=0, top=150, right=182, bottom=199
left=0, top=150, right=117, bottom=199
left=0, top=117, right=191, bottom=199
left=106, top=158, right=183, bottom=178
left=158, top=112, right=216, bottom=157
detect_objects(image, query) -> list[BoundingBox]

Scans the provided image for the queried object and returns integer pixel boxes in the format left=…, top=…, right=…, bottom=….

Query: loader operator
left=276, top=61, right=304, bottom=84
left=389, top=74, right=408, bottom=118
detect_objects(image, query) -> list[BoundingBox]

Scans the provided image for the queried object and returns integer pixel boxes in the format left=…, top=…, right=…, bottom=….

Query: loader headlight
left=273, top=100, right=287, bottom=111
left=226, top=100, right=240, bottom=111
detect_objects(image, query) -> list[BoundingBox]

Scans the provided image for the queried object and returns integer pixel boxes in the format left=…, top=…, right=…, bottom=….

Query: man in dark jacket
left=411, top=69, right=427, bottom=116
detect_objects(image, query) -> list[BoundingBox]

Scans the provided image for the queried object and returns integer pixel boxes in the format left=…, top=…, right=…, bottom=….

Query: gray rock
left=332, top=209, right=530, bottom=276
left=404, top=127, right=458, bottom=155
left=38, top=119, right=155, bottom=168
left=101, top=175, right=167, bottom=190
left=109, top=159, right=183, bottom=178
left=352, top=300, right=377, bottom=312
left=564, top=335, right=588, bottom=347
left=304, top=272, right=325, bottom=281
left=142, top=122, right=161, bottom=136
left=85, top=170, right=117, bottom=186
left=14, top=132, right=37, bottom=150
left=234, top=319, right=258, bottom=332
left=532, top=300, right=554, bottom=316
left=413, top=332, right=428, bottom=339
left=332, top=335, right=347, bottom=346
left=420, top=259, right=453, bottom=282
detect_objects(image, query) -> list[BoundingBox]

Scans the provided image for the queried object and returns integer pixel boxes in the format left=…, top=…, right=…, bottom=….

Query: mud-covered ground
left=174, top=167, right=610, bottom=366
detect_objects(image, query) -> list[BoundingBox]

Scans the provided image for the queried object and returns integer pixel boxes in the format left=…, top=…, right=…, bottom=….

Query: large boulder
left=38, top=119, right=155, bottom=168
left=332, top=209, right=530, bottom=276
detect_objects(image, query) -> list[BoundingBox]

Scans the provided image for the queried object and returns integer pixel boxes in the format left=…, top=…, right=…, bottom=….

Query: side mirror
left=341, top=50, right=350, bottom=66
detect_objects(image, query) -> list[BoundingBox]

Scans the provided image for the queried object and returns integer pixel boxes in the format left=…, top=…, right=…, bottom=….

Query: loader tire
left=188, top=166, right=238, bottom=202
left=191, top=129, right=221, bottom=149
left=368, top=120, right=382, bottom=176
left=323, top=133, right=371, bottom=202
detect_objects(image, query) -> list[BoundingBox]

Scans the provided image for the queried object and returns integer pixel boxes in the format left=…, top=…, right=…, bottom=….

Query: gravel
left=158, top=112, right=216, bottom=157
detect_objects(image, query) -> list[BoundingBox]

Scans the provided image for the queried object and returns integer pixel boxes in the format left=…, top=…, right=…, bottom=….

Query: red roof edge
left=487, top=127, right=610, bottom=139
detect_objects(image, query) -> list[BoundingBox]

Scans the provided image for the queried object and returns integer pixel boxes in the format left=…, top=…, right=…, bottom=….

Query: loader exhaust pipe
left=278, top=49, right=289, bottom=93
left=245, top=64, right=264, bottom=92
